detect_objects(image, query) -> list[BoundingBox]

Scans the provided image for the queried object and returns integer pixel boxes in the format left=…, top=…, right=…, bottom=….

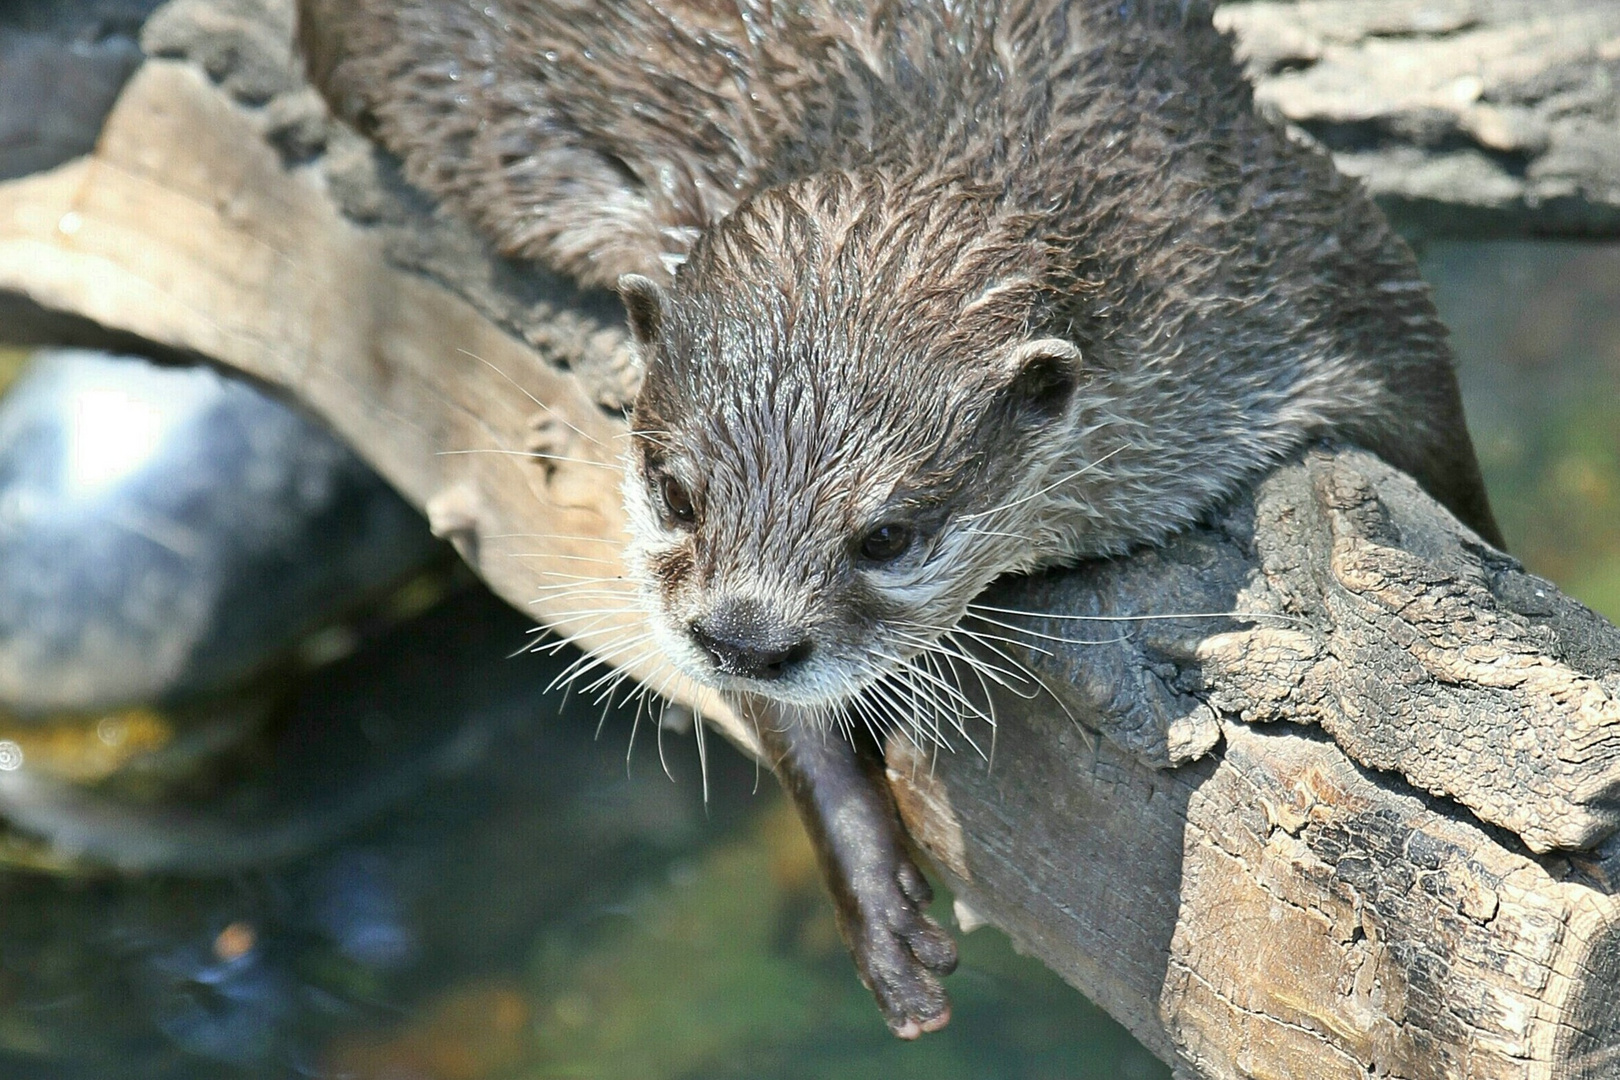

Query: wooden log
left=2, top=1, right=1620, bottom=1076
left=1218, top=0, right=1620, bottom=239
left=901, top=446, right=1620, bottom=1077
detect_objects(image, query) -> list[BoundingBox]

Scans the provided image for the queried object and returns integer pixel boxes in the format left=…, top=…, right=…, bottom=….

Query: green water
left=1424, top=242, right=1620, bottom=623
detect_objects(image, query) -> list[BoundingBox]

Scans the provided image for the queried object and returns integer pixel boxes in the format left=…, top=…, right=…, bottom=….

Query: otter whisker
left=856, top=683, right=899, bottom=739
left=524, top=609, right=645, bottom=654
left=609, top=675, right=652, bottom=743
left=628, top=663, right=688, bottom=774
left=518, top=615, right=633, bottom=662
left=963, top=527, right=1035, bottom=542
left=959, top=611, right=1122, bottom=648
left=939, top=635, right=1002, bottom=769
left=896, top=624, right=1038, bottom=695
left=534, top=571, right=626, bottom=584
left=484, top=532, right=627, bottom=544
left=927, top=641, right=1036, bottom=734
left=588, top=647, right=663, bottom=698
left=623, top=685, right=661, bottom=748
left=547, top=645, right=642, bottom=699
left=620, top=675, right=659, bottom=732
left=869, top=675, right=937, bottom=751
left=691, top=695, right=711, bottom=804
left=945, top=629, right=1058, bottom=705
left=877, top=649, right=989, bottom=752
left=945, top=624, right=1092, bottom=747
left=546, top=632, right=657, bottom=695
left=528, top=628, right=631, bottom=659
left=944, top=624, right=1059, bottom=662
left=532, top=605, right=641, bottom=623
left=863, top=672, right=926, bottom=751
left=528, top=582, right=630, bottom=598
left=532, top=584, right=629, bottom=597
left=529, top=579, right=630, bottom=591
left=893, top=626, right=1045, bottom=687
left=920, top=641, right=991, bottom=761
left=880, top=648, right=984, bottom=718
left=920, top=647, right=989, bottom=754
left=527, top=593, right=634, bottom=608
left=582, top=645, right=662, bottom=699
left=876, top=656, right=953, bottom=743
left=563, top=631, right=657, bottom=678
left=920, top=648, right=984, bottom=754
left=506, top=551, right=622, bottom=565
left=635, top=670, right=680, bottom=780
left=864, top=678, right=936, bottom=752
left=966, top=601, right=1299, bottom=626
left=601, top=688, right=628, bottom=760
left=437, top=448, right=620, bottom=470
left=520, top=619, right=614, bottom=659
left=615, top=429, right=674, bottom=445
left=550, top=586, right=633, bottom=608
left=585, top=652, right=668, bottom=757
left=960, top=444, right=1127, bottom=521
left=907, top=663, right=965, bottom=757
left=454, top=347, right=609, bottom=451
left=527, top=583, right=633, bottom=600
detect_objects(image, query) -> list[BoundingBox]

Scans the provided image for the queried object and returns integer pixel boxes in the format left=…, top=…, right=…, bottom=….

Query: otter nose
left=688, top=600, right=812, bottom=681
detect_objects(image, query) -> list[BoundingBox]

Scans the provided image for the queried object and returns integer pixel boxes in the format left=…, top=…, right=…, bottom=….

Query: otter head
left=617, top=178, right=1084, bottom=710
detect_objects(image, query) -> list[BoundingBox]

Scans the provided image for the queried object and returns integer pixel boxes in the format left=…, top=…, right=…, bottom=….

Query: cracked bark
left=1218, top=0, right=1620, bottom=240
left=2, top=1, right=1620, bottom=1076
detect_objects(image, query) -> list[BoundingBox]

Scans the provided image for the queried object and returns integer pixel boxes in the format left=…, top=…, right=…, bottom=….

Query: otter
left=299, top=0, right=1503, bottom=1038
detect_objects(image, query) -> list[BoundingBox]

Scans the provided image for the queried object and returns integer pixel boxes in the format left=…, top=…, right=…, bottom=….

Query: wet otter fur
left=300, top=0, right=1503, bottom=1037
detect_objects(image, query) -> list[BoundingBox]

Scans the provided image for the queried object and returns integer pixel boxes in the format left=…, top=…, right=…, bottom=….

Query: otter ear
left=993, top=338, right=1083, bottom=423
left=618, top=273, right=666, bottom=347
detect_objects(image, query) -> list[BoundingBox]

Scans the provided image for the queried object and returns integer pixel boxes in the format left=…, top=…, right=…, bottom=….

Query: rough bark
left=903, top=447, right=1620, bottom=1077
left=2, top=1, right=1620, bottom=1077
left=1219, top=0, right=1620, bottom=239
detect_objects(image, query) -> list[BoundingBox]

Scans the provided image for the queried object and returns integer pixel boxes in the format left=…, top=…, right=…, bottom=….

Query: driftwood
left=1220, top=0, right=1620, bottom=239
left=2, top=0, right=1620, bottom=1076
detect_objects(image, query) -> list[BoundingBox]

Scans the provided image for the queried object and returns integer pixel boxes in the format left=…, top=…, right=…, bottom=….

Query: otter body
left=301, top=0, right=1501, bottom=1037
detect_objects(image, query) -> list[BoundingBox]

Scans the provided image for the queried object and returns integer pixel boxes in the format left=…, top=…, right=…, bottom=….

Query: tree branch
left=1219, top=0, right=1620, bottom=238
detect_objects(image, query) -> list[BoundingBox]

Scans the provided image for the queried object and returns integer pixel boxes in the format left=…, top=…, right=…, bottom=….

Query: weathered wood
left=895, top=448, right=1620, bottom=1077
left=1219, top=0, right=1620, bottom=238
left=3, top=1, right=1620, bottom=1076
left=978, top=450, right=1620, bottom=856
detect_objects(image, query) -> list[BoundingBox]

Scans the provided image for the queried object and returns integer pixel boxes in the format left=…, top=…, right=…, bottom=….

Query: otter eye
left=659, top=474, right=696, bottom=526
left=858, top=523, right=914, bottom=564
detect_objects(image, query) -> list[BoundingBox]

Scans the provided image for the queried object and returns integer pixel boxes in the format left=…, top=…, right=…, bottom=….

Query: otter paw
left=849, top=859, right=959, bottom=1038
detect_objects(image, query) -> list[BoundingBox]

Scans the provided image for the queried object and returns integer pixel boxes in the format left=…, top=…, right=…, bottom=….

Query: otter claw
left=752, top=700, right=958, bottom=1035
left=851, top=872, right=958, bottom=1037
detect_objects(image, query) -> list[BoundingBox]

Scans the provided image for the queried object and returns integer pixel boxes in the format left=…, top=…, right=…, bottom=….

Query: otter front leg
left=750, top=701, right=959, bottom=1037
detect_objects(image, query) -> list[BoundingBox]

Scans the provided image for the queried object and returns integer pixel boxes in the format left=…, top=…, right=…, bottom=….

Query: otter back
left=299, top=0, right=1499, bottom=544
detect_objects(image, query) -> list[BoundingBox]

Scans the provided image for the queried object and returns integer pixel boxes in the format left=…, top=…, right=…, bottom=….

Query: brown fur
left=301, top=0, right=1503, bottom=710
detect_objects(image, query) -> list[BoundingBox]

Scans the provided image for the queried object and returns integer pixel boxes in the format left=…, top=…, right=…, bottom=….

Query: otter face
left=616, top=270, right=1083, bottom=712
